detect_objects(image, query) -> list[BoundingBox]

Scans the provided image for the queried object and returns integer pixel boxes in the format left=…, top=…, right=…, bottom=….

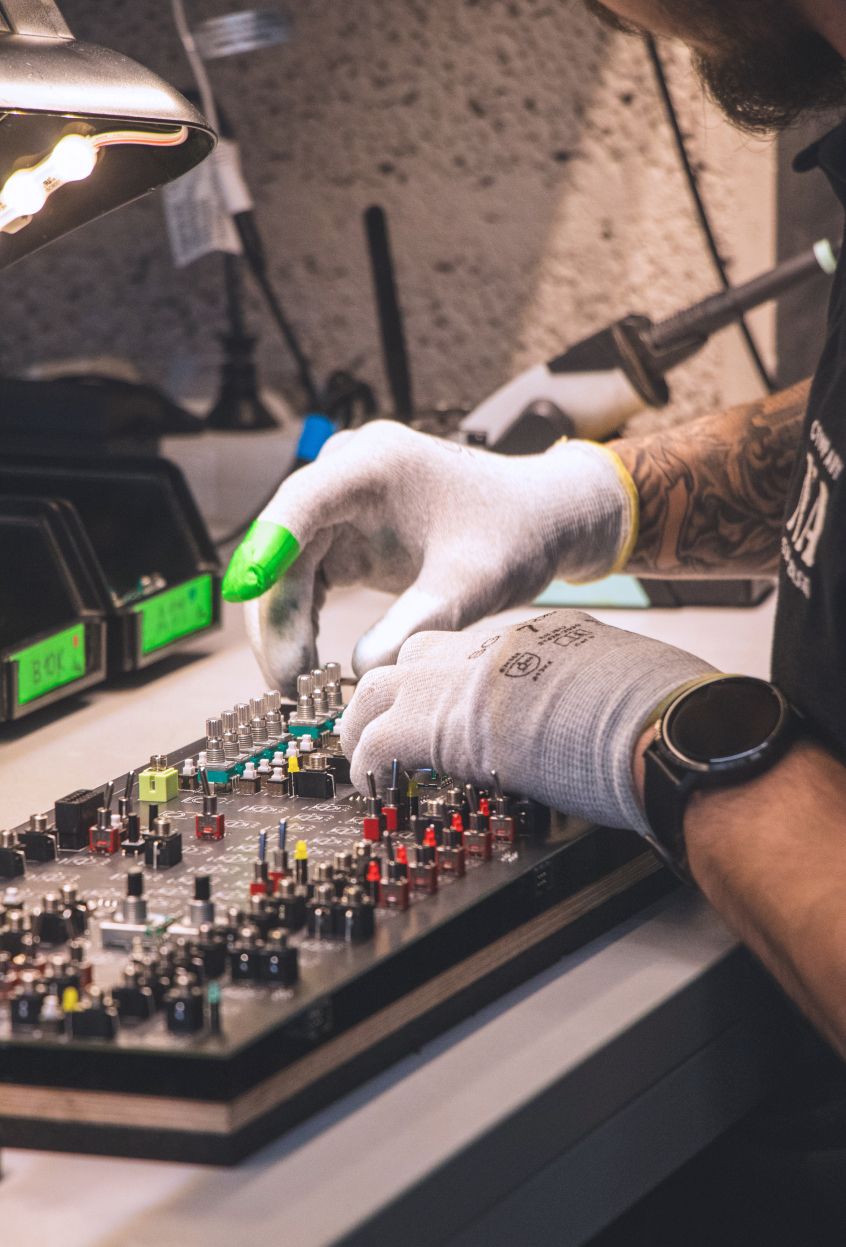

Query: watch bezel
left=656, top=675, right=793, bottom=779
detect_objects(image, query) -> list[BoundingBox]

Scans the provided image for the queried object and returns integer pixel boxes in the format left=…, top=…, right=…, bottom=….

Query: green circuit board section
left=133, top=574, right=214, bottom=655
left=11, top=622, right=86, bottom=706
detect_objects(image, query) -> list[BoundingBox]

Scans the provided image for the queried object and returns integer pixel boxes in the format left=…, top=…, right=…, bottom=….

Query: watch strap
left=642, top=745, right=699, bottom=883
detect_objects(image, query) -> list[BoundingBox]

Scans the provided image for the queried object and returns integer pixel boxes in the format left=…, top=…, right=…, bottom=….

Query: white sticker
left=212, top=138, right=254, bottom=216
left=162, top=155, right=242, bottom=268
left=195, top=10, right=290, bottom=60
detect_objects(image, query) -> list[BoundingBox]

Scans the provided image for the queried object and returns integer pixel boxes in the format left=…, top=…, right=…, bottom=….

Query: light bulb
left=1, top=170, right=47, bottom=216
left=48, top=135, right=97, bottom=183
left=0, top=127, right=188, bottom=237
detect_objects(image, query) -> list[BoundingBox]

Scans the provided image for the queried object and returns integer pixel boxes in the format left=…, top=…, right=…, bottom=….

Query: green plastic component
left=10, top=623, right=86, bottom=706
left=138, top=766, right=179, bottom=803
left=132, top=574, right=214, bottom=655
left=206, top=768, right=236, bottom=786
left=221, top=521, right=300, bottom=602
left=289, top=721, right=332, bottom=740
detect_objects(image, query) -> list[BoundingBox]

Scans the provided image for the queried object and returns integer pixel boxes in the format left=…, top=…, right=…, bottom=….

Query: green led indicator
left=11, top=623, right=87, bottom=706
left=133, top=574, right=214, bottom=655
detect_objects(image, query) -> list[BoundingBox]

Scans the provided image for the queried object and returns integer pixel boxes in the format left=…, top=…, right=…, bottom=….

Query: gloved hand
left=222, top=421, right=638, bottom=694
left=339, top=609, right=717, bottom=834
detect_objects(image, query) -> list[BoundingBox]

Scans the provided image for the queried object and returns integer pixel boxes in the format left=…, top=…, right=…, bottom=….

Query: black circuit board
left=2, top=742, right=579, bottom=1057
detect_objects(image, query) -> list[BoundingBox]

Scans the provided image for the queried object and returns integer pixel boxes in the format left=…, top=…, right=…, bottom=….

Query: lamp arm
left=0, top=0, right=72, bottom=38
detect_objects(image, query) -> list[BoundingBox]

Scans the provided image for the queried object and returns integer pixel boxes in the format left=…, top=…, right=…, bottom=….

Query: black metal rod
left=364, top=205, right=414, bottom=420
left=644, top=34, right=777, bottom=393
left=647, top=244, right=835, bottom=354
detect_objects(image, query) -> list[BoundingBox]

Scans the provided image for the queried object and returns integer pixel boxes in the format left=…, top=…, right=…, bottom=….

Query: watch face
left=666, top=677, right=787, bottom=765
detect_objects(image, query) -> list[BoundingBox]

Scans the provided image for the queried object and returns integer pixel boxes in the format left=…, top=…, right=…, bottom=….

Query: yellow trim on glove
left=552, top=438, right=640, bottom=584
left=587, top=442, right=640, bottom=574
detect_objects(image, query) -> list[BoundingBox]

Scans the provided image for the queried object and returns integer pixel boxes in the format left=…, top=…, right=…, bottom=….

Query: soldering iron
left=462, top=239, right=837, bottom=453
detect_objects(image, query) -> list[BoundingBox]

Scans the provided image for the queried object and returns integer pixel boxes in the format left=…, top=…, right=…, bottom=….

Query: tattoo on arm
left=611, top=379, right=811, bottom=577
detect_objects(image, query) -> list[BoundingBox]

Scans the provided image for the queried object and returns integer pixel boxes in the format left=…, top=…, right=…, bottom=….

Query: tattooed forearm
left=610, top=379, right=811, bottom=577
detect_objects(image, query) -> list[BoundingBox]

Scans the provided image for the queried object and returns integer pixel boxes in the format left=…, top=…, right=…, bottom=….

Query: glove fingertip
left=222, top=521, right=301, bottom=603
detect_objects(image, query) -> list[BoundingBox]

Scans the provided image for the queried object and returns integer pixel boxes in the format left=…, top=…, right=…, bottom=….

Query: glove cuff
left=547, top=439, right=640, bottom=584
left=536, top=621, right=717, bottom=837
left=582, top=443, right=640, bottom=575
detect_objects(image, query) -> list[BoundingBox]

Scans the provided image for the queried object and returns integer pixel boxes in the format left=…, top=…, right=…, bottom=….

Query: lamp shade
left=0, top=1, right=215, bottom=268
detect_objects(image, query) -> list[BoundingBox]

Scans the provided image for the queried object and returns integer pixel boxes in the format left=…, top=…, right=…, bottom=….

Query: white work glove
left=340, top=610, right=717, bottom=834
left=223, top=422, right=639, bottom=695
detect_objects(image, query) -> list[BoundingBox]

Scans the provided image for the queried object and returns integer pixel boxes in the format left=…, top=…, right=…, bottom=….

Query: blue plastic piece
left=534, top=575, right=652, bottom=610
left=297, top=413, right=337, bottom=463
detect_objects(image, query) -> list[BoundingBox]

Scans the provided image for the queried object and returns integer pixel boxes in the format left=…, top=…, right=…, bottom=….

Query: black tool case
left=0, top=496, right=107, bottom=721
left=0, top=457, right=221, bottom=675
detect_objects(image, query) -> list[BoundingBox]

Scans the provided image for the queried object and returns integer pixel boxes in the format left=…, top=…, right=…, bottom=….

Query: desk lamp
left=0, top=0, right=215, bottom=269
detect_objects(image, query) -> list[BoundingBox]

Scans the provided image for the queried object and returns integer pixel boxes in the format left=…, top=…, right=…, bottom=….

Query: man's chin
left=693, top=35, right=846, bottom=134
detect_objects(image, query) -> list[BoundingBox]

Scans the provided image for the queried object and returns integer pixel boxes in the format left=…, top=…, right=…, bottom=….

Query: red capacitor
left=410, top=863, right=438, bottom=894
left=383, top=804, right=399, bottom=833
left=492, top=815, right=516, bottom=845
left=362, top=816, right=383, bottom=843
left=88, top=823, right=121, bottom=855
left=195, top=813, right=225, bottom=841
left=450, top=812, right=465, bottom=836
left=437, top=844, right=466, bottom=877
left=379, top=878, right=410, bottom=911
left=465, top=830, right=493, bottom=861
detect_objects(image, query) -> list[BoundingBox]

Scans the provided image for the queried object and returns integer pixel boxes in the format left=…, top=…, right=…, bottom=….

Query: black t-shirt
left=774, top=119, right=846, bottom=749
left=756, top=121, right=846, bottom=1164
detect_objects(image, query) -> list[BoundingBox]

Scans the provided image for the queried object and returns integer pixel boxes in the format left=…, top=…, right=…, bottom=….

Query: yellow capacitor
left=62, top=986, right=80, bottom=1013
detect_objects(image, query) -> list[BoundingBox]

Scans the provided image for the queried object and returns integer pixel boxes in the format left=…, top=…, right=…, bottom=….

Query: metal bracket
left=0, top=0, right=73, bottom=38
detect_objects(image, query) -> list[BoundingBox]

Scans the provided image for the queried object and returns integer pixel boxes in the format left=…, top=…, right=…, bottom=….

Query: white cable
left=170, top=0, right=220, bottom=134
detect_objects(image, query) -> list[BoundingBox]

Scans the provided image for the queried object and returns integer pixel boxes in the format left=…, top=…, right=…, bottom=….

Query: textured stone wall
left=1, top=0, right=777, bottom=426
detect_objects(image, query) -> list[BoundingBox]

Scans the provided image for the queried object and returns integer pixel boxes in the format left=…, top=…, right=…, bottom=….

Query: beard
left=587, top=0, right=846, bottom=132
left=692, top=4, right=846, bottom=132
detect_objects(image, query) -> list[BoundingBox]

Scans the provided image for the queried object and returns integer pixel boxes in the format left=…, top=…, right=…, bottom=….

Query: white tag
left=195, top=10, right=290, bottom=60
left=212, top=138, right=254, bottom=216
left=162, top=156, right=242, bottom=267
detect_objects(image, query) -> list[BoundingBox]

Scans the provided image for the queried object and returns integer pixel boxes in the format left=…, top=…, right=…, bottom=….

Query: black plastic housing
left=0, top=496, right=107, bottom=721
left=0, top=457, right=221, bottom=675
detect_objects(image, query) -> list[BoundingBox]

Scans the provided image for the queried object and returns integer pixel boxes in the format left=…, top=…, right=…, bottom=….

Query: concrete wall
left=1, top=0, right=778, bottom=427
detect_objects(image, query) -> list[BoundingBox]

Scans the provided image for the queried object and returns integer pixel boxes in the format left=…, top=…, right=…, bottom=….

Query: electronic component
left=0, top=831, right=26, bottom=881
left=139, top=755, right=179, bottom=804
left=293, top=751, right=335, bottom=800
left=144, top=816, right=183, bottom=870
left=54, top=788, right=102, bottom=851
left=100, top=869, right=168, bottom=950
left=0, top=663, right=671, bottom=1166
left=437, top=821, right=466, bottom=878
left=68, top=986, right=118, bottom=1041
left=463, top=785, right=493, bottom=861
left=19, top=813, right=58, bottom=864
left=195, top=771, right=225, bottom=840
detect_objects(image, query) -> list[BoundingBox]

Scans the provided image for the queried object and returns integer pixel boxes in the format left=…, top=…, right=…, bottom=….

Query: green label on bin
left=133, top=574, right=214, bottom=654
left=11, top=623, right=86, bottom=706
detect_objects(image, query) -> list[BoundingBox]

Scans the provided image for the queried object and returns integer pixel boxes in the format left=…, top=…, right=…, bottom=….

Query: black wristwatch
left=642, top=675, right=797, bottom=883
